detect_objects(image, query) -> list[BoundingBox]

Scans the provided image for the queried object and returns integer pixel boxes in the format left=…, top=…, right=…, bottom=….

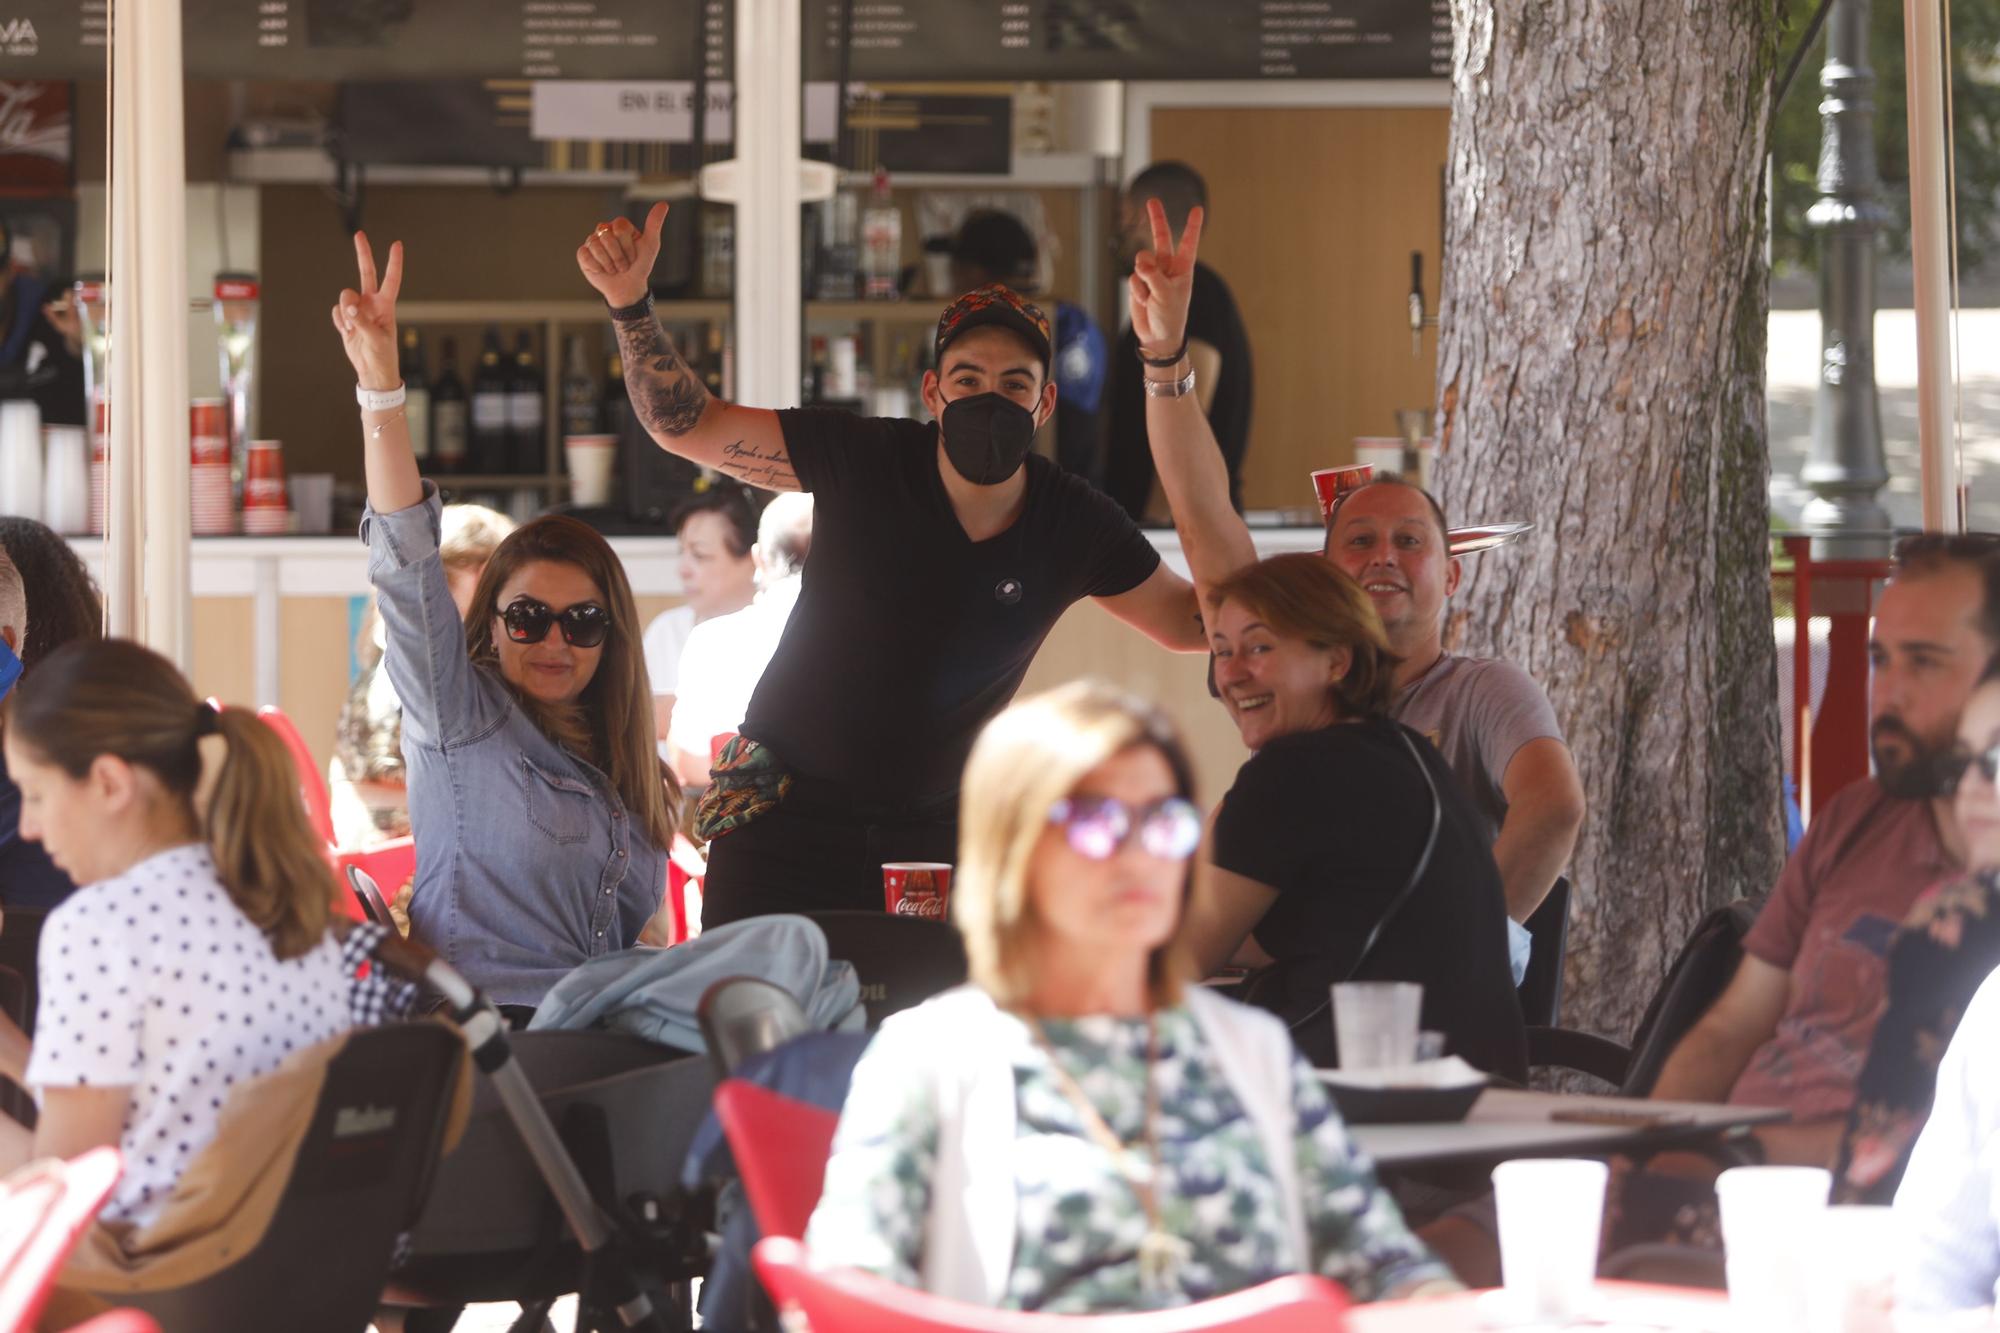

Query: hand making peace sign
left=1127, top=197, right=1204, bottom=362
left=330, top=231, right=404, bottom=393
left=577, top=202, right=670, bottom=310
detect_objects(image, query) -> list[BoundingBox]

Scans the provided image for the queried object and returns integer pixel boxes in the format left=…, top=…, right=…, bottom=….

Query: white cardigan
left=849, top=984, right=1311, bottom=1307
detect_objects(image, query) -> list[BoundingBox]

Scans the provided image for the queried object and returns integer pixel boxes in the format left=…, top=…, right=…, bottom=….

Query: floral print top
left=806, top=1002, right=1448, bottom=1312
left=1835, top=868, right=2000, bottom=1204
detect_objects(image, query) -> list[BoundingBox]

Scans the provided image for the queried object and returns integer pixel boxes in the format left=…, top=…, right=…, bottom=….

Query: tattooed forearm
left=719, top=439, right=799, bottom=491
left=612, top=311, right=710, bottom=438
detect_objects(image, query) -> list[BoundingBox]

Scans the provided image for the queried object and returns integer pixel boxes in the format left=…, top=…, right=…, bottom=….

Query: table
left=1346, top=1089, right=1788, bottom=1169
left=1348, top=1280, right=1729, bottom=1330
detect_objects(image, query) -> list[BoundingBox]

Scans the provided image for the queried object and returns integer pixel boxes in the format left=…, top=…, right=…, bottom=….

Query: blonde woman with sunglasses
left=331, top=234, right=678, bottom=1016
left=805, top=681, right=1457, bottom=1312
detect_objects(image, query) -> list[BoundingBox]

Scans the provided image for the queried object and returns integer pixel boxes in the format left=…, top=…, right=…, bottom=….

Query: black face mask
left=939, top=392, right=1037, bottom=486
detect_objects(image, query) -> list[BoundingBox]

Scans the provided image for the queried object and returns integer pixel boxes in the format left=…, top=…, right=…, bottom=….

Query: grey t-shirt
left=1393, top=654, right=1565, bottom=845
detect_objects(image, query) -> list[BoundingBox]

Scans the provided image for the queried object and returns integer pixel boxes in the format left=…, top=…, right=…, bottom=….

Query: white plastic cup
left=1715, top=1165, right=1831, bottom=1333
left=565, top=435, right=617, bottom=507
left=1491, top=1158, right=1608, bottom=1321
left=1353, top=436, right=1406, bottom=479
left=0, top=400, right=44, bottom=523
left=1802, top=1206, right=1894, bottom=1333
left=1331, top=981, right=1421, bottom=1071
left=41, top=425, right=88, bottom=534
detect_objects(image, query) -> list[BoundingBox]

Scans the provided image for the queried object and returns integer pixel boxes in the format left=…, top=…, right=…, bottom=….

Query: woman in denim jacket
left=331, top=233, right=679, bottom=1013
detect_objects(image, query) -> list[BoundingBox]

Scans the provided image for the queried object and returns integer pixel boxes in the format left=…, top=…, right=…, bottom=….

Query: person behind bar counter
left=576, top=204, right=1213, bottom=927
left=330, top=233, right=679, bottom=1017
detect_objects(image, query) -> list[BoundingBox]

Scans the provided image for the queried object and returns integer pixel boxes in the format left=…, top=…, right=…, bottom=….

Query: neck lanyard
left=1023, top=1010, right=1189, bottom=1298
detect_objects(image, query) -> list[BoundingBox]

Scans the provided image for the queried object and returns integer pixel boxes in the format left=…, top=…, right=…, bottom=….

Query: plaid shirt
left=341, top=921, right=423, bottom=1027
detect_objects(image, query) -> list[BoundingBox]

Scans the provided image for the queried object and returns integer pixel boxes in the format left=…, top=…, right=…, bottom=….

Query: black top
left=0, top=273, right=86, bottom=428
left=1211, top=718, right=1528, bottom=1081
left=1103, top=261, right=1254, bottom=518
left=0, top=744, right=77, bottom=909
left=742, top=408, right=1162, bottom=817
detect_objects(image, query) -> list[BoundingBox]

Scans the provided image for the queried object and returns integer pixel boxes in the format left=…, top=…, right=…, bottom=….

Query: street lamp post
left=1800, top=0, right=1893, bottom=558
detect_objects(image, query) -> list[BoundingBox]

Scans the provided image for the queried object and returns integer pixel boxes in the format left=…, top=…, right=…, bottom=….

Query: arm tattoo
left=719, top=439, right=799, bottom=490
left=612, top=311, right=710, bottom=438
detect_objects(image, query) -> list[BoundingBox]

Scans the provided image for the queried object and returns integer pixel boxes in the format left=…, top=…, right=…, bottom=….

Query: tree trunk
left=1437, top=0, right=1790, bottom=1042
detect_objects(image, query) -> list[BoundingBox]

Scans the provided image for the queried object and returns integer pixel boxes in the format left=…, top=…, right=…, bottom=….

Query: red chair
left=714, top=1080, right=840, bottom=1241
left=333, top=837, right=416, bottom=923
left=752, top=1236, right=1351, bottom=1333
left=254, top=705, right=335, bottom=848
left=0, top=1146, right=129, bottom=1332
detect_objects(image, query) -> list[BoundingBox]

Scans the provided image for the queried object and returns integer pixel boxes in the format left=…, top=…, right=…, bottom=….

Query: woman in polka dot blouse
left=0, top=638, right=355, bottom=1229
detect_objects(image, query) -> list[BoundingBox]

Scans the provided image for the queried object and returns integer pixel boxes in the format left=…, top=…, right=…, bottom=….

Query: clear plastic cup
left=1331, top=981, right=1421, bottom=1071
left=1491, top=1158, right=1608, bottom=1321
left=1715, top=1166, right=1831, bottom=1332
left=565, top=435, right=618, bottom=507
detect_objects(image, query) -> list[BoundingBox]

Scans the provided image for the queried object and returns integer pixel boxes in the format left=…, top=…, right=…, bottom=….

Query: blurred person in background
left=808, top=681, right=1458, bottom=1311
left=0, top=516, right=103, bottom=908
left=1101, top=162, right=1252, bottom=521
left=667, top=492, right=814, bottom=790
left=0, top=218, right=85, bottom=428
left=949, top=208, right=1109, bottom=484
left=643, top=487, right=760, bottom=761
left=331, top=502, right=515, bottom=846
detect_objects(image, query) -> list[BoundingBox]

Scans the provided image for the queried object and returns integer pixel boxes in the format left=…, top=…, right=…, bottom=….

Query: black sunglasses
left=498, top=597, right=612, bottom=648
left=1944, top=743, right=2000, bottom=793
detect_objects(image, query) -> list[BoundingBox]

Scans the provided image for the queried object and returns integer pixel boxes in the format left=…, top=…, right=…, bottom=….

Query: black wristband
left=606, top=292, right=655, bottom=322
left=1136, top=337, right=1188, bottom=368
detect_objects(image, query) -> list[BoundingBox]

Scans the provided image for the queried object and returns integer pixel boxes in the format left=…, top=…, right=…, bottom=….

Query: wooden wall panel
left=1148, top=106, right=1450, bottom=512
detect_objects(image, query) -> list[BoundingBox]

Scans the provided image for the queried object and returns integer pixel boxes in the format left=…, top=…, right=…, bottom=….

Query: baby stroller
left=377, top=935, right=718, bottom=1333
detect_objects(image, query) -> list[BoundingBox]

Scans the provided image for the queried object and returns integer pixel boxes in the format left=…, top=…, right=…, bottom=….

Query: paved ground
left=1767, top=308, right=2000, bottom=530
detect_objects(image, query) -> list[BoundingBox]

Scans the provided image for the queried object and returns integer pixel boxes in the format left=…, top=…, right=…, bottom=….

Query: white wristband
left=356, top=382, right=407, bottom=412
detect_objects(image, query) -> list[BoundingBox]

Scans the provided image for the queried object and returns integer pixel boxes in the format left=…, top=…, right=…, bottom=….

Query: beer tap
left=1408, top=251, right=1438, bottom=356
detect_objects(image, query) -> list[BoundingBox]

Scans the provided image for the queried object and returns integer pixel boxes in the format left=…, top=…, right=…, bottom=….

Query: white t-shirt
left=667, top=578, right=803, bottom=764
left=642, top=604, right=697, bottom=764
left=26, top=843, right=353, bottom=1229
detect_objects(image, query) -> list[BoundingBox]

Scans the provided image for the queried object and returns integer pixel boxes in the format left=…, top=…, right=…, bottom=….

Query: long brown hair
left=463, top=515, right=679, bottom=851
left=956, top=680, right=1200, bottom=1010
left=3, top=639, right=331, bottom=960
left=1209, top=553, right=1402, bottom=719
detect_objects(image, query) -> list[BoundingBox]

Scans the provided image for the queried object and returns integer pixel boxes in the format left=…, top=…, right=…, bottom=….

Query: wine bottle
left=399, top=327, right=432, bottom=464
left=560, top=334, right=600, bottom=438
left=508, top=330, right=545, bottom=474
left=432, top=337, right=469, bottom=473
left=470, top=327, right=511, bottom=475
left=602, top=352, right=632, bottom=442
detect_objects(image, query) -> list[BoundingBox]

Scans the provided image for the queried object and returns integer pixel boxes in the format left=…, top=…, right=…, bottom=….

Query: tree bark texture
left=1437, top=0, right=1790, bottom=1042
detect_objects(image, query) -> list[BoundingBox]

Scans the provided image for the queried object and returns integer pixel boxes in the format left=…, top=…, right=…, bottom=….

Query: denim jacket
left=363, top=484, right=668, bottom=1007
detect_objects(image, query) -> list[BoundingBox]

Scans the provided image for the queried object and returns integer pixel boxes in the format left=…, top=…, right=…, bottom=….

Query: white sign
left=531, top=81, right=733, bottom=143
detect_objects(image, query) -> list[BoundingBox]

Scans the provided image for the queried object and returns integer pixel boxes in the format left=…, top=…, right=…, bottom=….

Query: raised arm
left=1129, top=199, right=1255, bottom=607
left=578, top=204, right=801, bottom=492
left=332, top=232, right=422, bottom=515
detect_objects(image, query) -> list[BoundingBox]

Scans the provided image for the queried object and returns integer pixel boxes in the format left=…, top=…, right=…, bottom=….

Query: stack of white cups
left=0, top=401, right=44, bottom=522
left=41, top=425, right=88, bottom=534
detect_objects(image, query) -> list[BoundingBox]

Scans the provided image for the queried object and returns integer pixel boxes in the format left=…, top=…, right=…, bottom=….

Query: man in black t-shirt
left=578, top=208, right=1210, bottom=924
left=1103, top=162, right=1253, bottom=519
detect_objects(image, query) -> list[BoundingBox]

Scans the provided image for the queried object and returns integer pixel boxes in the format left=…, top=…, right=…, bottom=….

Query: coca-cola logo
left=893, top=894, right=946, bottom=919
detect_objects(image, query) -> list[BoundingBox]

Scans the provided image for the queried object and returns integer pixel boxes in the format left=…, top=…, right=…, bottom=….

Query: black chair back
left=1618, top=899, right=1760, bottom=1096
left=1518, top=878, right=1572, bottom=1027
left=803, top=911, right=968, bottom=1028
left=347, top=865, right=395, bottom=928
left=111, top=1022, right=464, bottom=1333
left=698, top=975, right=811, bottom=1079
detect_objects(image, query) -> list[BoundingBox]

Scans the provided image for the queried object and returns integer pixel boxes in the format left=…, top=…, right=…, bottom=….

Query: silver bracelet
left=1142, top=368, right=1196, bottom=399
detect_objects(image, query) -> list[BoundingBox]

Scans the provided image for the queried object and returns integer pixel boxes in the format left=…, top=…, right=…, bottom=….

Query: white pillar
left=732, top=0, right=804, bottom=411
left=1904, top=0, right=1959, bottom=531
left=109, top=0, right=192, bottom=663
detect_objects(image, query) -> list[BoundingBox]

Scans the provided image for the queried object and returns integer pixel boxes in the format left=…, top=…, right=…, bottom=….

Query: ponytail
left=5, top=639, right=332, bottom=960
left=204, top=709, right=333, bottom=960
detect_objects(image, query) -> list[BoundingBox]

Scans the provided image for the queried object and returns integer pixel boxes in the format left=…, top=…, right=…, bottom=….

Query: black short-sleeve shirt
left=741, top=408, right=1162, bottom=815
left=1211, top=718, right=1527, bottom=1080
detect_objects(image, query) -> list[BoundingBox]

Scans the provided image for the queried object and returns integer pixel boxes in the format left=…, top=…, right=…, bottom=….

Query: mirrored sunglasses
left=1047, top=794, right=1202, bottom=862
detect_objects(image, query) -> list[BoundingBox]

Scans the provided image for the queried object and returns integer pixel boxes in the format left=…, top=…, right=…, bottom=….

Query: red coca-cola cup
left=1310, top=464, right=1373, bottom=521
left=882, top=862, right=952, bottom=921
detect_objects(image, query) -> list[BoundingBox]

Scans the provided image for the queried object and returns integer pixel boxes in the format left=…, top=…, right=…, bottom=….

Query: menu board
left=806, top=0, right=1451, bottom=82
left=0, top=0, right=1442, bottom=83
left=0, top=0, right=722, bottom=81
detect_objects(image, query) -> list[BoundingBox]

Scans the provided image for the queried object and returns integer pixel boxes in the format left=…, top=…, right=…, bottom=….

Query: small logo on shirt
left=334, top=1104, right=398, bottom=1138
left=995, top=577, right=1024, bottom=605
